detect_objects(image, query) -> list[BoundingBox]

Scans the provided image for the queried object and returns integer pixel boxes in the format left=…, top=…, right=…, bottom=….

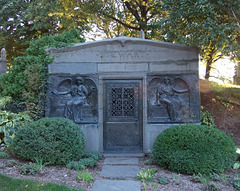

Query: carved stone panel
left=147, top=74, right=200, bottom=123
left=46, top=75, right=98, bottom=123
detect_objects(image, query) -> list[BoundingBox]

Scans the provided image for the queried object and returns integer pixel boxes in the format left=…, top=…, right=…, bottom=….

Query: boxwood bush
left=153, top=124, right=238, bottom=175
left=10, top=117, right=86, bottom=165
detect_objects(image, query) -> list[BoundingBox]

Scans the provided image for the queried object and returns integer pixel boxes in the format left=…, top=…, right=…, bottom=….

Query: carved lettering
left=96, top=49, right=152, bottom=59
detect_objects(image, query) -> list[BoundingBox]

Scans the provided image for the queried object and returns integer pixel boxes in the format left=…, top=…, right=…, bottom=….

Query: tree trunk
left=204, top=60, right=212, bottom=80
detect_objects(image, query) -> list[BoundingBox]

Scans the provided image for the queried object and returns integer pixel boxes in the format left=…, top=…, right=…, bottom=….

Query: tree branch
left=124, top=1, right=141, bottom=22
left=231, top=9, right=240, bottom=29
left=103, top=13, right=140, bottom=30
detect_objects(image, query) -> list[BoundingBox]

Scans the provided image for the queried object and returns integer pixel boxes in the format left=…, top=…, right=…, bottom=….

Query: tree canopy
left=1, top=0, right=239, bottom=79
left=159, top=0, right=240, bottom=79
left=0, top=0, right=88, bottom=61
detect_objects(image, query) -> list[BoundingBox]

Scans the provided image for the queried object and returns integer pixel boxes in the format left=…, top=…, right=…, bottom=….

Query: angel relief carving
left=52, top=76, right=97, bottom=123
left=156, top=77, right=189, bottom=121
left=148, top=76, right=191, bottom=123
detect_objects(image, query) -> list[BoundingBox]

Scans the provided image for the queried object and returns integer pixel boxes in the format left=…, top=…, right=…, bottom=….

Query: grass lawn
left=0, top=173, right=84, bottom=191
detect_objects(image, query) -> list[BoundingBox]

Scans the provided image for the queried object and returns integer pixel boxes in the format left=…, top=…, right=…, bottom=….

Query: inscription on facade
left=96, top=49, right=151, bottom=59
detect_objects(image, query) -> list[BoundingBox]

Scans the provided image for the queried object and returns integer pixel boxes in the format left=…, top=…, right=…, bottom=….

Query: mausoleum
left=46, top=36, right=200, bottom=154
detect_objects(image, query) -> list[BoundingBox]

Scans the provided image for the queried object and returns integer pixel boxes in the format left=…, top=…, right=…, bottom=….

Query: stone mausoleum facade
left=46, top=36, right=200, bottom=153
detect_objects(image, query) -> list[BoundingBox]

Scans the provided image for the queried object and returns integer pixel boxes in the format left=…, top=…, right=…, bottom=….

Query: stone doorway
left=103, top=80, right=143, bottom=153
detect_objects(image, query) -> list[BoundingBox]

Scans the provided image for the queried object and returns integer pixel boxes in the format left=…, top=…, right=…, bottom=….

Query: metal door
left=103, top=80, right=143, bottom=152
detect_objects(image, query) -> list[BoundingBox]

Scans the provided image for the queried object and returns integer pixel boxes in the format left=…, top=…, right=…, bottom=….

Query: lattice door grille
left=110, top=87, right=135, bottom=117
left=107, top=84, right=138, bottom=119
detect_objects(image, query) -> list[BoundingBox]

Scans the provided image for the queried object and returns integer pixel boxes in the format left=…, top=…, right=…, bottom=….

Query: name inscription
left=96, top=49, right=152, bottom=59
left=54, top=48, right=153, bottom=60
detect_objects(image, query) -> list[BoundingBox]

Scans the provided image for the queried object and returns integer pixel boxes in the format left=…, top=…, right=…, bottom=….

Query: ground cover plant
left=0, top=173, right=84, bottom=191
left=0, top=110, right=32, bottom=146
left=10, top=117, right=86, bottom=165
left=153, top=124, right=238, bottom=175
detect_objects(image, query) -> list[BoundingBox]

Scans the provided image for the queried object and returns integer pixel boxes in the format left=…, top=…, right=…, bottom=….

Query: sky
left=199, top=58, right=236, bottom=84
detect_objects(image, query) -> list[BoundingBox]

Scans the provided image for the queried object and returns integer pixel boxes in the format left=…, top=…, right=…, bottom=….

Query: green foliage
left=172, top=173, right=180, bottom=183
left=136, top=168, right=157, bottom=183
left=6, top=160, right=20, bottom=167
left=67, top=0, right=164, bottom=39
left=160, top=0, right=240, bottom=79
left=0, top=110, right=32, bottom=146
left=4, top=98, right=26, bottom=114
left=0, top=152, right=10, bottom=159
left=10, top=117, right=86, bottom=165
left=230, top=174, right=240, bottom=190
left=19, top=160, right=46, bottom=175
left=84, top=152, right=103, bottom=160
left=206, top=182, right=220, bottom=191
left=0, top=0, right=88, bottom=62
left=216, top=96, right=236, bottom=111
left=76, top=170, right=94, bottom=183
left=191, top=173, right=220, bottom=190
left=20, top=163, right=38, bottom=175
left=0, top=173, right=84, bottom=191
left=153, top=124, right=238, bottom=175
left=158, top=176, right=169, bottom=185
left=0, top=29, right=85, bottom=118
left=234, top=162, right=240, bottom=170
left=67, top=158, right=98, bottom=170
left=201, top=106, right=216, bottom=127
left=0, top=96, right=12, bottom=110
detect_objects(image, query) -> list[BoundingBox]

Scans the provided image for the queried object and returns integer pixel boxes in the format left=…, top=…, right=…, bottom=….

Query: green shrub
left=0, top=29, right=85, bottom=118
left=84, top=152, right=103, bottom=160
left=0, top=110, right=32, bottom=146
left=10, top=117, right=86, bottom=165
left=153, top=124, right=238, bottom=175
left=0, top=152, right=10, bottom=159
left=67, top=158, right=98, bottom=170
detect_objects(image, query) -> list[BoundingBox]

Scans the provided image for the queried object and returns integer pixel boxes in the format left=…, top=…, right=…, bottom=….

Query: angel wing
left=52, top=78, right=73, bottom=100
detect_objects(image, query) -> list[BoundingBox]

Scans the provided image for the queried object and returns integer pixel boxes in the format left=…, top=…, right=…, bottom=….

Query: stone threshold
left=103, top=153, right=145, bottom=158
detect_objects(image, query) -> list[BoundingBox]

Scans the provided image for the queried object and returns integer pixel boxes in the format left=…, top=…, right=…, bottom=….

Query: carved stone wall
left=46, top=75, right=98, bottom=124
left=46, top=36, right=200, bottom=153
left=147, top=74, right=200, bottom=123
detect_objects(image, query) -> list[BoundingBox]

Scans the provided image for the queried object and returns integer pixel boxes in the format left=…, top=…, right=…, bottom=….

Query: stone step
left=100, top=165, right=140, bottom=179
left=91, top=180, right=141, bottom=191
left=104, top=157, right=139, bottom=165
left=103, top=153, right=144, bottom=158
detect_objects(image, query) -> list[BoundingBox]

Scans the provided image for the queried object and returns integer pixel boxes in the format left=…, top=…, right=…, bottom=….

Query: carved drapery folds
left=47, top=76, right=98, bottom=123
left=147, top=74, right=200, bottom=123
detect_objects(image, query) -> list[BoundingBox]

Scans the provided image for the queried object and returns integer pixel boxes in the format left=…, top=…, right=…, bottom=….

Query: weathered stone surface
left=100, top=166, right=140, bottom=178
left=104, top=157, right=139, bottom=165
left=91, top=180, right=141, bottom=191
left=47, top=36, right=199, bottom=74
left=46, top=36, right=200, bottom=153
left=0, top=61, right=7, bottom=74
left=147, top=74, right=200, bottom=123
left=46, top=75, right=98, bottom=124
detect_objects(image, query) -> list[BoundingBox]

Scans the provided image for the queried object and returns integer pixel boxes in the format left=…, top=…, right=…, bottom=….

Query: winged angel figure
left=53, top=77, right=92, bottom=123
left=156, top=77, right=189, bottom=121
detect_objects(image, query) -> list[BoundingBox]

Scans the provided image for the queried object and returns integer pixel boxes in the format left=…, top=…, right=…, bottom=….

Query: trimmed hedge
left=10, top=117, right=86, bottom=165
left=153, top=124, right=238, bottom=175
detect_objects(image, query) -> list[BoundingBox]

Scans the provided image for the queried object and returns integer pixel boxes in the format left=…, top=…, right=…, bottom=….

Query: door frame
left=102, top=79, right=143, bottom=153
